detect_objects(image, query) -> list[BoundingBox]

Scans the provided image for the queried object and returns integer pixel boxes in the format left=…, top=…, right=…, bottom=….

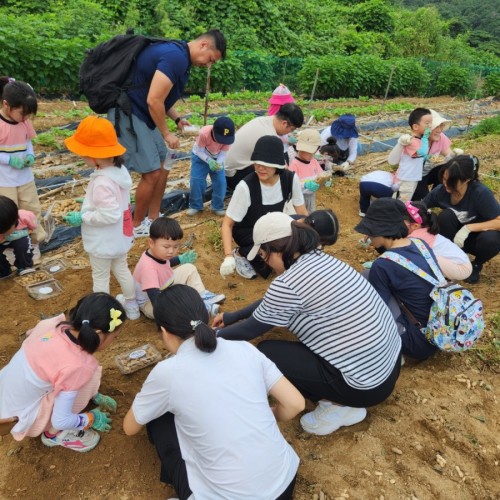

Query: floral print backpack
left=381, top=239, right=484, bottom=352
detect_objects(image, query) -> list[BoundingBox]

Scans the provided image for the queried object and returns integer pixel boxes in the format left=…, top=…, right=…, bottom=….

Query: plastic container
left=27, top=279, right=64, bottom=300
left=14, top=270, right=52, bottom=287
left=42, top=258, right=68, bottom=274
left=183, top=124, right=200, bottom=136
left=43, top=202, right=56, bottom=243
left=115, top=344, right=163, bottom=375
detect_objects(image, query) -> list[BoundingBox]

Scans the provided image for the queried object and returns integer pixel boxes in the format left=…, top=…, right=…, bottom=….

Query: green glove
left=304, top=180, right=320, bottom=192
left=208, top=158, right=222, bottom=172
left=179, top=249, right=197, bottom=264
left=75, top=197, right=84, bottom=204
left=89, top=408, right=112, bottom=432
left=5, top=229, right=29, bottom=242
left=9, top=156, right=25, bottom=169
left=92, top=392, right=117, bottom=413
left=288, top=135, right=298, bottom=144
left=324, top=179, right=333, bottom=188
left=24, top=154, right=35, bottom=167
left=63, top=211, right=82, bottom=227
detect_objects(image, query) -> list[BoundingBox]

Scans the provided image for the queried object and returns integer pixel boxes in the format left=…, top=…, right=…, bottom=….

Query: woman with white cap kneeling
left=215, top=212, right=402, bottom=436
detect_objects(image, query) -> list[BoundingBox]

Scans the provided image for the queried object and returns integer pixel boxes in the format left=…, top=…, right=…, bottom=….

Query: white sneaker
left=200, top=290, right=225, bottom=305
left=116, top=294, right=140, bottom=320
left=358, top=211, right=366, bottom=217
left=133, top=222, right=150, bottom=238
left=41, top=429, right=100, bottom=452
left=205, top=303, right=219, bottom=317
left=32, top=244, right=42, bottom=266
left=186, top=208, right=201, bottom=216
left=18, top=268, right=36, bottom=276
left=232, top=249, right=256, bottom=279
left=300, top=402, right=367, bottom=435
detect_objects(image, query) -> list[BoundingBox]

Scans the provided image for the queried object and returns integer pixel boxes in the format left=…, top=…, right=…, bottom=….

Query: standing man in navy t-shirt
left=108, top=30, right=227, bottom=237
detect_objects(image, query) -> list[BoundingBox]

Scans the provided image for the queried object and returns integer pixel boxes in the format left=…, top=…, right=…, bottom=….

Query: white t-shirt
left=226, top=174, right=304, bottom=223
left=320, top=129, right=358, bottom=163
left=225, top=116, right=277, bottom=176
left=360, top=170, right=396, bottom=188
left=132, top=338, right=299, bottom=500
left=253, top=251, right=401, bottom=390
left=397, top=153, right=425, bottom=181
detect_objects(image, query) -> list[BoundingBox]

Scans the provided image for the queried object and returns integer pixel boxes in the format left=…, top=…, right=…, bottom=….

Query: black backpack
left=79, top=32, right=182, bottom=140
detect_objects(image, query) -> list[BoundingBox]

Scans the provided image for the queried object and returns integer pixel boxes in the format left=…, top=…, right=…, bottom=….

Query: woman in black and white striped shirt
left=215, top=212, right=402, bottom=436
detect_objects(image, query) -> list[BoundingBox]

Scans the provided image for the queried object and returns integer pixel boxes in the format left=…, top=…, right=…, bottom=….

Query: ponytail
left=191, top=321, right=217, bottom=353
left=154, top=285, right=218, bottom=353
left=76, top=321, right=101, bottom=354
left=58, top=292, right=126, bottom=354
left=406, top=201, right=439, bottom=235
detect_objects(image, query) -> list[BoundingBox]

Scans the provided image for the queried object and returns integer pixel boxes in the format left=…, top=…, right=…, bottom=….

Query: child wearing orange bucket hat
left=63, top=116, right=140, bottom=320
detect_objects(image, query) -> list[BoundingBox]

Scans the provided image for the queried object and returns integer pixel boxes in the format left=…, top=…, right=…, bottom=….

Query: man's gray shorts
left=107, top=108, right=168, bottom=174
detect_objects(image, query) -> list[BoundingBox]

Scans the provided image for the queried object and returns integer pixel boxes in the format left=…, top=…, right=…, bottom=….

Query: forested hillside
left=396, top=0, right=500, bottom=56
left=0, top=0, right=499, bottom=96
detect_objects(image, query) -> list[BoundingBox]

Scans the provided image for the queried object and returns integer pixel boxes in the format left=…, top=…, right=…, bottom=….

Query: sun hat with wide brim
left=430, top=109, right=451, bottom=132
left=65, top=116, right=126, bottom=158
left=330, top=114, right=358, bottom=139
left=250, top=135, right=286, bottom=169
left=354, top=198, right=408, bottom=238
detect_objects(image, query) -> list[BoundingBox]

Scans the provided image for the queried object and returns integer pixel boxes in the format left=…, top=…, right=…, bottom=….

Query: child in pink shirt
left=288, top=129, right=329, bottom=212
left=0, top=77, right=46, bottom=253
left=133, top=217, right=225, bottom=319
left=0, top=293, right=127, bottom=453
left=187, top=116, right=235, bottom=216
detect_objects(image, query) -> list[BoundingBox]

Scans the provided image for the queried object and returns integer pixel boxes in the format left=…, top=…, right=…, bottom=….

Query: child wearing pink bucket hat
left=63, top=116, right=140, bottom=320
left=267, top=83, right=295, bottom=116
left=268, top=84, right=296, bottom=163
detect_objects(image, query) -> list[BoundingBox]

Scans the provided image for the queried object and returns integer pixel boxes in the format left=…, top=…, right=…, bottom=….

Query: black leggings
left=146, top=412, right=297, bottom=500
left=438, top=208, right=500, bottom=265
left=258, top=340, right=401, bottom=407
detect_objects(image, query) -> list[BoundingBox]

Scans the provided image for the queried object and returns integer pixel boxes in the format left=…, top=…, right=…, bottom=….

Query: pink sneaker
left=41, top=429, right=100, bottom=452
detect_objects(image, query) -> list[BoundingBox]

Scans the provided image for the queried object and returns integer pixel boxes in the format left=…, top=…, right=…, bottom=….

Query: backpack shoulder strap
left=409, top=238, right=447, bottom=284
left=380, top=251, right=440, bottom=287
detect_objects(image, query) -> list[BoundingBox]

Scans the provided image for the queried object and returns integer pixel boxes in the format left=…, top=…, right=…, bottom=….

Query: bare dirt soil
left=0, top=97, right=499, bottom=500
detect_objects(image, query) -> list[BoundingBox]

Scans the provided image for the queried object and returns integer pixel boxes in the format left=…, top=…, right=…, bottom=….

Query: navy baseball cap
left=212, top=116, right=235, bottom=145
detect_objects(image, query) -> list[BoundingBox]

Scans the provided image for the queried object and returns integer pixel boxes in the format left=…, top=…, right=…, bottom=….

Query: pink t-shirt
left=133, top=251, right=174, bottom=305
left=22, top=314, right=99, bottom=396
left=0, top=116, right=36, bottom=187
left=428, top=133, right=451, bottom=155
left=196, top=125, right=231, bottom=156
left=288, top=157, right=323, bottom=182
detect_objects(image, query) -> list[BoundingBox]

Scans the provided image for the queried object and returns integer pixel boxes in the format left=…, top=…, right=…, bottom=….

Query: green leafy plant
left=483, top=72, right=500, bottom=97
left=435, top=65, right=474, bottom=96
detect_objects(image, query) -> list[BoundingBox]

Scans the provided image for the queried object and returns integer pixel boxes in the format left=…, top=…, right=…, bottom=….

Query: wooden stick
left=204, top=67, right=211, bottom=126
left=306, top=68, right=320, bottom=125
left=367, top=65, right=395, bottom=153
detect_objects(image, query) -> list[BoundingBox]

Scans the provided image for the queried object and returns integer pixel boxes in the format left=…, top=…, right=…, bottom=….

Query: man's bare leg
left=148, top=165, right=169, bottom=221
left=133, top=170, right=161, bottom=226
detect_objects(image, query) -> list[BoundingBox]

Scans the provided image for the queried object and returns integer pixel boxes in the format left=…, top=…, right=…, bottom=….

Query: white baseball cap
left=247, top=212, right=293, bottom=261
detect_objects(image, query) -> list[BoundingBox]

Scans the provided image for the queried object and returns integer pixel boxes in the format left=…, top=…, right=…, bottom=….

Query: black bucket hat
left=250, top=135, right=286, bottom=169
left=354, top=198, right=409, bottom=238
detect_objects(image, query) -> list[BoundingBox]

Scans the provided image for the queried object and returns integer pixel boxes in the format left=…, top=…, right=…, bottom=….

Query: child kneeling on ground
left=133, top=217, right=225, bottom=318
left=0, top=293, right=126, bottom=452
left=0, top=195, right=37, bottom=277
left=187, top=116, right=235, bottom=217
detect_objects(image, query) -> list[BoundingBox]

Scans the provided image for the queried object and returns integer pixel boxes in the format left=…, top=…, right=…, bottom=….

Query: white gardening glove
left=340, top=161, right=352, bottom=172
left=220, top=256, right=236, bottom=278
left=453, top=226, right=471, bottom=248
left=398, top=134, right=412, bottom=146
left=453, top=148, right=464, bottom=156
